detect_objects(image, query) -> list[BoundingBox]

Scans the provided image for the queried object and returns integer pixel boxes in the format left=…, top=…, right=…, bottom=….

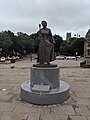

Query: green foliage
left=30, top=33, right=39, bottom=53
left=0, top=30, right=85, bottom=56
left=53, top=34, right=63, bottom=54
left=60, top=41, right=71, bottom=55
left=70, top=37, right=85, bottom=55
left=0, top=30, right=36, bottom=54
left=0, top=31, right=12, bottom=53
left=60, top=37, right=85, bottom=56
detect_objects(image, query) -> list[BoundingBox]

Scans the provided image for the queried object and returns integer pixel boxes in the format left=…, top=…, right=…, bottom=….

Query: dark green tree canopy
left=0, top=30, right=85, bottom=56
left=60, top=37, right=85, bottom=56
left=53, top=34, right=63, bottom=54
left=70, top=37, right=85, bottom=55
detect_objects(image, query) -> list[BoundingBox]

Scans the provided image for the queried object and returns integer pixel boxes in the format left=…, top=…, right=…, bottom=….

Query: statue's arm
left=37, top=31, right=41, bottom=43
left=49, top=29, right=53, bottom=37
left=49, top=29, right=55, bottom=44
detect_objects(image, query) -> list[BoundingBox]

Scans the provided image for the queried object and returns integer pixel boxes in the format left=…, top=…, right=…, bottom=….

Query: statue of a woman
left=37, top=20, right=55, bottom=65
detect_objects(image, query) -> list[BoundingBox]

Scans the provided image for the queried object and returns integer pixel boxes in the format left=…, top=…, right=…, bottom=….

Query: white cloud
left=0, top=0, right=90, bottom=39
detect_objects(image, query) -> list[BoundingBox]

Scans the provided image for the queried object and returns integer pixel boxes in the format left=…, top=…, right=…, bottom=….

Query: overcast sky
left=0, top=0, right=90, bottom=39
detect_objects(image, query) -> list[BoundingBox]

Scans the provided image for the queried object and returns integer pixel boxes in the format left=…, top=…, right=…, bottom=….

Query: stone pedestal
left=20, top=66, right=70, bottom=105
left=31, top=67, right=60, bottom=89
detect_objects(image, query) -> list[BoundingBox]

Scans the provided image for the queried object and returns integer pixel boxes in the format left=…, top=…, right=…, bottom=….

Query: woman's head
left=41, top=20, right=47, bottom=28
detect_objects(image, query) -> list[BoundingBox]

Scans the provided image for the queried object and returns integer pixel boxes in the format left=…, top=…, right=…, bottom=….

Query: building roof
left=85, top=29, right=90, bottom=40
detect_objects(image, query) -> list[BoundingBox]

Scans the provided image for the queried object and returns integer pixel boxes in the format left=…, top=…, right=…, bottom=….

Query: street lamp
left=75, top=52, right=78, bottom=61
left=74, top=34, right=80, bottom=38
left=76, top=52, right=78, bottom=56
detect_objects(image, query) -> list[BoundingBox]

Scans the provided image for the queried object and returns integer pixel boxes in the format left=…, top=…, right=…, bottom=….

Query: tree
left=4, top=30, right=15, bottom=52
left=59, top=37, right=85, bottom=56
left=0, top=31, right=12, bottom=53
left=60, top=41, right=71, bottom=55
left=30, top=33, right=39, bottom=53
left=15, top=32, right=30, bottom=53
left=70, top=37, right=85, bottom=56
left=53, top=34, right=63, bottom=54
left=0, top=29, right=85, bottom=56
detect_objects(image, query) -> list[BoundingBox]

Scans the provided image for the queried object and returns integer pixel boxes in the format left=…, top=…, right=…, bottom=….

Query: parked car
left=66, top=56, right=75, bottom=60
left=0, top=57, right=5, bottom=62
left=16, top=56, right=20, bottom=59
left=6, top=56, right=12, bottom=60
left=56, top=56, right=65, bottom=60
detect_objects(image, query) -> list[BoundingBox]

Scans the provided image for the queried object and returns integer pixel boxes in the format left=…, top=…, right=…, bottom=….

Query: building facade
left=66, top=32, right=71, bottom=41
left=84, top=29, right=90, bottom=58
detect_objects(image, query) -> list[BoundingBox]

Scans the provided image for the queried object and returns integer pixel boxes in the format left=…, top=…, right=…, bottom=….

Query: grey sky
left=0, top=0, right=90, bottom=39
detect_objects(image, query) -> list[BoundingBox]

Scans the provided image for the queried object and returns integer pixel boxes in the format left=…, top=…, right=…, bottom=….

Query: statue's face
left=42, top=21, right=47, bottom=28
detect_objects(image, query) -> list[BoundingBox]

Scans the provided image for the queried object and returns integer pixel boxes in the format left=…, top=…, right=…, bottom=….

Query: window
left=88, top=49, right=90, bottom=55
left=88, top=43, right=90, bottom=47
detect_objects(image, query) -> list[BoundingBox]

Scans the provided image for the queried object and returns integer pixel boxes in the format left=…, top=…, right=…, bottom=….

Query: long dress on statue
left=37, top=28, right=55, bottom=64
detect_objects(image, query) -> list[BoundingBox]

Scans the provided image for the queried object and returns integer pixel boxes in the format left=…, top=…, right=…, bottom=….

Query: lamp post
left=75, top=52, right=78, bottom=61
left=74, top=34, right=80, bottom=38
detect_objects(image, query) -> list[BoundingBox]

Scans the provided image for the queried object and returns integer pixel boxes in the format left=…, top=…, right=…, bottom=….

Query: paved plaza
left=0, top=57, right=90, bottom=120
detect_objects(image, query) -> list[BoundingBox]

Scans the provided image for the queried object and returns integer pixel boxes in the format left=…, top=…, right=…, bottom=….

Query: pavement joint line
left=86, top=105, right=90, bottom=112
left=11, top=102, right=19, bottom=112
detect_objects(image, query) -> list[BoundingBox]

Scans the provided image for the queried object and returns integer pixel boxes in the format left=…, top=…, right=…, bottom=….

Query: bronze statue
left=37, top=20, right=55, bottom=65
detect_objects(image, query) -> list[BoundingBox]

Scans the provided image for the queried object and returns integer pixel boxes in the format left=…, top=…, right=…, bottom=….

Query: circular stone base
left=20, top=80, right=70, bottom=105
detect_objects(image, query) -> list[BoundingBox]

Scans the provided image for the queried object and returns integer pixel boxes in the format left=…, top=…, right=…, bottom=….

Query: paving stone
left=73, top=82, right=90, bottom=89
left=0, top=58, right=90, bottom=119
left=87, top=116, right=90, bottom=120
left=51, top=105, right=75, bottom=115
left=11, top=87, right=20, bottom=94
left=0, top=102, right=17, bottom=112
left=0, top=112, right=3, bottom=120
left=41, top=114, right=67, bottom=120
left=42, top=114, right=88, bottom=120
left=0, top=91, right=12, bottom=102
left=75, top=92, right=90, bottom=98
left=37, top=107, right=50, bottom=114
left=28, top=113, right=40, bottom=120
left=13, top=102, right=37, bottom=113
left=70, top=115, right=87, bottom=120
left=75, top=105, right=90, bottom=115
left=72, top=86, right=86, bottom=92
left=87, top=105, right=90, bottom=112
left=76, top=97, right=90, bottom=105
left=0, top=112, right=28, bottom=120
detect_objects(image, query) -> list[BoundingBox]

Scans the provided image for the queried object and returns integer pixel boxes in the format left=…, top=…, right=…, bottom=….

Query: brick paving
left=0, top=58, right=90, bottom=120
